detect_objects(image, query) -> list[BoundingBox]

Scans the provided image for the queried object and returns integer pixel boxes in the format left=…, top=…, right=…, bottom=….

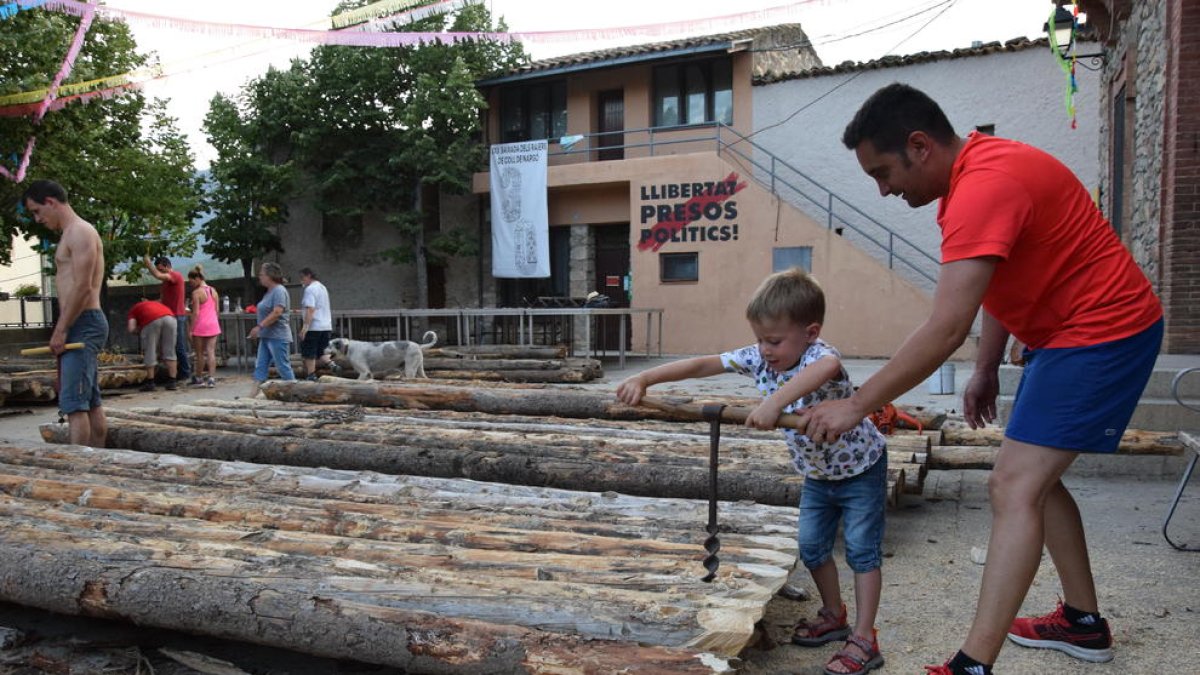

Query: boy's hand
left=616, top=375, right=648, bottom=405
left=745, top=402, right=782, bottom=430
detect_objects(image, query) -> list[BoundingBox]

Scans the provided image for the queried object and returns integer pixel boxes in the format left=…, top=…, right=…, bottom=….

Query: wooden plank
left=939, top=422, right=1183, bottom=455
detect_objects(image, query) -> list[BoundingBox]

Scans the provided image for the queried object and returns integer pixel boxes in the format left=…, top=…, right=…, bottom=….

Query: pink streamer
left=40, top=0, right=809, bottom=48
left=0, top=137, right=36, bottom=183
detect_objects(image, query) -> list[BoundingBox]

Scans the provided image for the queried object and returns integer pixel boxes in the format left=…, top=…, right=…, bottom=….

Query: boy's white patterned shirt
left=720, top=339, right=886, bottom=480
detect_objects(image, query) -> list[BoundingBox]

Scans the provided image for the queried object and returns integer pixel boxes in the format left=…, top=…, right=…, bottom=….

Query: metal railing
left=488, top=123, right=939, bottom=285
left=0, top=295, right=55, bottom=328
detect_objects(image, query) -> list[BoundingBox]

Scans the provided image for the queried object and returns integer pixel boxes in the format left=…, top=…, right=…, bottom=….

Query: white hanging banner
left=490, top=140, right=549, bottom=278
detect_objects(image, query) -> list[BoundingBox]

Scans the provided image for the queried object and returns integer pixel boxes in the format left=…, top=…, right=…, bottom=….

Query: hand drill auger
left=700, top=403, right=727, bottom=583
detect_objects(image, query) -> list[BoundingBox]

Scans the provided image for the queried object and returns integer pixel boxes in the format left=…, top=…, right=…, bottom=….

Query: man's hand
left=49, top=328, right=67, bottom=355
left=616, top=375, right=647, bottom=405
left=745, top=402, right=783, bottom=430
left=248, top=325, right=260, bottom=340
left=963, top=368, right=1000, bottom=429
left=804, top=398, right=867, bottom=444
left=300, top=326, right=308, bottom=341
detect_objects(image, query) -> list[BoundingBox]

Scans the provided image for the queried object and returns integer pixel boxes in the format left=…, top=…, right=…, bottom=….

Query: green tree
left=285, top=1, right=526, bottom=307
left=0, top=9, right=201, bottom=286
left=200, top=69, right=299, bottom=302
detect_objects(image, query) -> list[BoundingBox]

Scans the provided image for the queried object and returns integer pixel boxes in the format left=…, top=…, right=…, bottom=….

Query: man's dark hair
left=299, top=267, right=317, bottom=280
left=154, top=256, right=171, bottom=267
left=21, top=179, right=68, bottom=205
left=842, top=83, right=956, bottom=156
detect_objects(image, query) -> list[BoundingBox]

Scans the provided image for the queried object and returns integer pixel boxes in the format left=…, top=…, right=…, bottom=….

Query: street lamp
left=1043, top=3, right=1105, bottom=69
left=1043, top=5, right=1076, bottom=57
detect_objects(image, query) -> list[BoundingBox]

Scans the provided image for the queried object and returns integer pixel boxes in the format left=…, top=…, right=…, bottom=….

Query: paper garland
left=0, top=0, right=95, bottom=183
left=1048, top=1, right=1079, bottom=129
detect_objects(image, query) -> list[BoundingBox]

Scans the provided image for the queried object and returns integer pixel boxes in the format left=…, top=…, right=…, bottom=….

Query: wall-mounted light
left=1043, top=2, right=1105, bottom=69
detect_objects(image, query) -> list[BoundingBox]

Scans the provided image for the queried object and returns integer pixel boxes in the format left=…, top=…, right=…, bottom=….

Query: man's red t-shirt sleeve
left=939, top=169, right=1032, bottom=264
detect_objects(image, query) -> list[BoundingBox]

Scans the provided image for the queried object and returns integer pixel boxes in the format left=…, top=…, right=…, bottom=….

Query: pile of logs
left=0, top=439, right=799, bottom=672
left=296, top=344, right=604, bottom=383
left=0, top=365, right=148, bottom=406
left=43, top=386, right=929, bottom=507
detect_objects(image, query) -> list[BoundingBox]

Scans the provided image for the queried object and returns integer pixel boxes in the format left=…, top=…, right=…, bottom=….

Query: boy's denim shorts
left=798, top=454, right=887, bottom=573
left=59, top=309, right=108, bottom=414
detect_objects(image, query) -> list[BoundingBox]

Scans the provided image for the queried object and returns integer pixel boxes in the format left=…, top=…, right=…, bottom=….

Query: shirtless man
left=22, top=180, right=109, bottom=446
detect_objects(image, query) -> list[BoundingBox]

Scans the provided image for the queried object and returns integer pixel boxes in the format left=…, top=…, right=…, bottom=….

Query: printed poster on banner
left=490, top=140, right=549, bottom=278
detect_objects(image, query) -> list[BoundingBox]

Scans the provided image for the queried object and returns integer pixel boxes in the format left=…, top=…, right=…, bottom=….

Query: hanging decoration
left=0, top=0, right=96, bottom=183
left=0, top=0, right=47, bottom=20
left=1047, top=1, right=1080, bottom=129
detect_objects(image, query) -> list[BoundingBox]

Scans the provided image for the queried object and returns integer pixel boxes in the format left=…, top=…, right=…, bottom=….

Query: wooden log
left=939, top=422, right=1183, bottom=455
left=927, top=445, right=998, bottom=470
left=41, top=417, right=807, bottom=506
left=420, top=368, right=597, bottom=383
left=893, top=461, right=926, bottom=494
left=883, top=434, right=931, bottom=453
left=260, top=380, right=805, bottom=430
left=426, top=345, right=569, bottom=360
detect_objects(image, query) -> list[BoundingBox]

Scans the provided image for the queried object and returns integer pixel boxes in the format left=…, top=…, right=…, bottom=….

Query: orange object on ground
left=869, top=402, right=923, bottom=435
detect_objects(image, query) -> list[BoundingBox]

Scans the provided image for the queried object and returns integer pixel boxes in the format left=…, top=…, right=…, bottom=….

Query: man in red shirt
left=806, top=84, right=1162, bottom=675
left=143, top=255, right=192, bottom=382
left=127, top=299, right=178, bottom=391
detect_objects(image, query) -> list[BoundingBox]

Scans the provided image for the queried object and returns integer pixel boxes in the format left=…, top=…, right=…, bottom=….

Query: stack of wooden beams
left=42, top=380, right=922, bottom=506
left=0, top=439, right=799, bottom=672
left=923, top=420, right=1186, bottom=468
left=0, top=365, right=148, bottom=405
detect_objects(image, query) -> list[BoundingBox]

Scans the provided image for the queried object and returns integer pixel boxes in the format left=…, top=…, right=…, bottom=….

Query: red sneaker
left=923, top=664, right=953, bottom=675
left=1007, top=600, right=1113, bottom=663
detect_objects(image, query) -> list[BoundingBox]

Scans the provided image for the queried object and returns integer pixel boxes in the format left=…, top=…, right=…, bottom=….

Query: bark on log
left=939, top=422, right=1183, bottom=455
left=4, top=366, right=149, bottom=403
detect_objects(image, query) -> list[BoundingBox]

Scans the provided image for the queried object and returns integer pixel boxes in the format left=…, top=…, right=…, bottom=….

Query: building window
left=660, top=252, right=699, bottom=282
left=772, top=246, right=812, bottom=273
left=653, top=59, right=733, bottom=127
left=499, top=81, right=567, bottom=143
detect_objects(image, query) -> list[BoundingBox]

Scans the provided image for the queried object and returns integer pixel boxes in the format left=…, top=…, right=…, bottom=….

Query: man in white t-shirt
left=298, top=267, right=333, bottom=380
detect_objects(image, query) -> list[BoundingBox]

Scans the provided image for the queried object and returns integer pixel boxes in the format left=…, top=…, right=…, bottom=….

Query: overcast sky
left=100, top=0, right=1059, bottom=167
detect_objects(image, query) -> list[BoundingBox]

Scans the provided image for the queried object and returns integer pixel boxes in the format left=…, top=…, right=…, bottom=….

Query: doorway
left=592, top=224, right=630, bottom=351
left=596, top=90, right=624, bottom=161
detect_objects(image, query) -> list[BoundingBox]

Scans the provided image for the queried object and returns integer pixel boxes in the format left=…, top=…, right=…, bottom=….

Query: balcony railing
left=486, top=123, right=939, bottom=286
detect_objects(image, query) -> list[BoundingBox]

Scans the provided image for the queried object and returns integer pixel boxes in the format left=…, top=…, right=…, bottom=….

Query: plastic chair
left=1163, top=367, right=1200, bottom=551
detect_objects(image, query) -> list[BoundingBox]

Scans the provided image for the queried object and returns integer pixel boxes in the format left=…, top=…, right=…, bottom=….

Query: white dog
left=325, top=331, right=437, bottom=380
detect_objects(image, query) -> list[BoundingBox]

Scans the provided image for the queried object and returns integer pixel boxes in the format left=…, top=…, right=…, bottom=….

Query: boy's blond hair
left=745, top=267, right=825, bottom=326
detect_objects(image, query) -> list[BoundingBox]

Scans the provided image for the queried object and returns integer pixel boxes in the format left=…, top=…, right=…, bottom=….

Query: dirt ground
left=0, top=361, right=1196, bottom=674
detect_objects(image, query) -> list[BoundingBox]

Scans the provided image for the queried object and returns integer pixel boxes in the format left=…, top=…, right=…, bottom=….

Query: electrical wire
left=734, top=0, right=962, bottom=147
left=749, top=0, right=954, bottom=53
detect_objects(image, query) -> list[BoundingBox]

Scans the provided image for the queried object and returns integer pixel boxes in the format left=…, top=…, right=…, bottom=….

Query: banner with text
left=490, top=140, right=549, bottom=278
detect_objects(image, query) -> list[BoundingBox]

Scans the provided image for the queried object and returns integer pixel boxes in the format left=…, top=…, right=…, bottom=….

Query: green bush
left=13, top=284, right=40, bottom=298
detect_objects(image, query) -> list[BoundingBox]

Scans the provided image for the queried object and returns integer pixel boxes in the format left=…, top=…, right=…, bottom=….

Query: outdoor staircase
left=997, top=357, right=1200, bottom=432
left=714, top=123, right=940, bottom=292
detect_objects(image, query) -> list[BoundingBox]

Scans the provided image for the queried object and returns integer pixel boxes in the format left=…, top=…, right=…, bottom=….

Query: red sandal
left=823, top=631, right=884, bottom=675
left=792, top=603, right=850, bottom=646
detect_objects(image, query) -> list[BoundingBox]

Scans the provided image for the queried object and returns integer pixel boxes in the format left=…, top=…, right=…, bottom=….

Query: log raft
left=0, top=440, right=802, bottom=672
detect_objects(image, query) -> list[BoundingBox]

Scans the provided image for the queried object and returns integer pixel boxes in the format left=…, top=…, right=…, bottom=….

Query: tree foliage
left=205, top=1, right=526, bottom=307
left=200, top=65, right=302, bottom=299
left=0, top=8, right=201, bottom=281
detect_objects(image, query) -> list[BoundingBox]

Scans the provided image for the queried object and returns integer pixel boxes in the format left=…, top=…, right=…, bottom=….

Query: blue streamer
left=0, top=0, right=49, bottom=20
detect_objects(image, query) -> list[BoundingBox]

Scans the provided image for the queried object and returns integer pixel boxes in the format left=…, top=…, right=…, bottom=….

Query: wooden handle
left=638, top=395, right=809, bottom=432
left=20, top=343, right=85, bottom=356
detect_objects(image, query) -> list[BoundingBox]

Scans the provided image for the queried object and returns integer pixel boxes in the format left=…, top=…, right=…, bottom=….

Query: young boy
left=616, top=268, right=888, bottom=675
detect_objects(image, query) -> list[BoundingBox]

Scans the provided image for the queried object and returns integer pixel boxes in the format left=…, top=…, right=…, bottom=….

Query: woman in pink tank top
left=187, top=265, right=222, bottom=387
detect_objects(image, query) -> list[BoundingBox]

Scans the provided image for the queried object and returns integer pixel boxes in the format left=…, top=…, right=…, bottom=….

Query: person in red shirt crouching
left=127, top=300, right=180, bottom=392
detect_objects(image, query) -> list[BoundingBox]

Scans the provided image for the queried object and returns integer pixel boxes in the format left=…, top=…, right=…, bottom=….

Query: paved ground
left=0, top=358, right=1196, bottom=674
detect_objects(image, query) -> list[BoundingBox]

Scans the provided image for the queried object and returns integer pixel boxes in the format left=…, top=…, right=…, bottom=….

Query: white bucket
left=927, top=362, right=956, bottom=395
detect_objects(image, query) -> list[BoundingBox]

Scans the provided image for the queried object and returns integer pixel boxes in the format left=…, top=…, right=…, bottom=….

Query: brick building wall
left=1162, top=0, right=1200, bottom=352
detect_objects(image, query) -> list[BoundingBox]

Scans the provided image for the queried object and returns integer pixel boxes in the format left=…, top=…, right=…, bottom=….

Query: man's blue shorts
left=59, top=308, right=109, bottom=414
left=1007, top=318, right=1163, bottom=453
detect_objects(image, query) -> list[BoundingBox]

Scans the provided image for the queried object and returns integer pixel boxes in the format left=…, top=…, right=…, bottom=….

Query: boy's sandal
left=791, top=604, right=850, bottom=646
left=823, top=633, right=885, bottom=675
